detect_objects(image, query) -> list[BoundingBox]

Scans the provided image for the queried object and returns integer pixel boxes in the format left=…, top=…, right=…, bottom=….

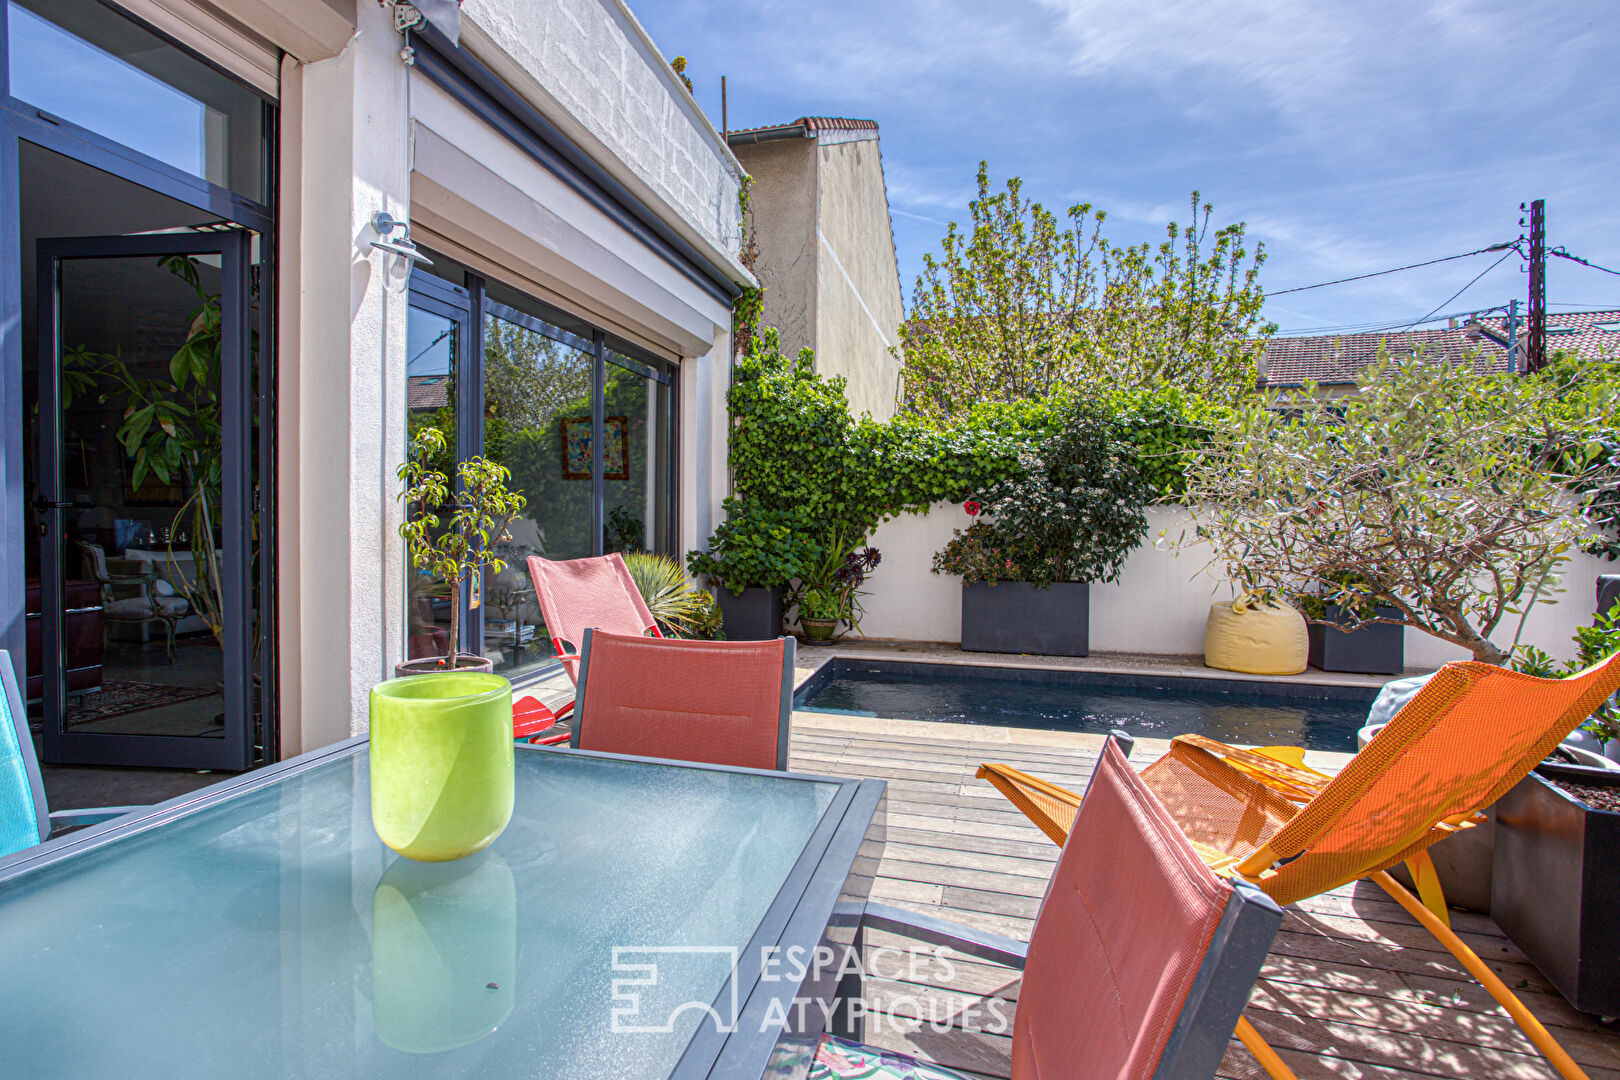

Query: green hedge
left=690, top=328, right=1219, bottom=587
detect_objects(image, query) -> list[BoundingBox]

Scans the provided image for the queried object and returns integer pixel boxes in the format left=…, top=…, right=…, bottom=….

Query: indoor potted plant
left=396, top=426, right=527, bottom=676
left=933, top=403, right=1150, bottom=656
left=687, top=498, right=817, bottom=640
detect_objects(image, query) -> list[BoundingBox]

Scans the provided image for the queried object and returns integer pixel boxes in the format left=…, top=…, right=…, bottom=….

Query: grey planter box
left=1493, top=763, right=1620, bottom=1016
left=1308, top=604, right=1404, bottom=675
left=716, top=586, right=784, bottom=641
left=961, top=582, right=1089, bottom=657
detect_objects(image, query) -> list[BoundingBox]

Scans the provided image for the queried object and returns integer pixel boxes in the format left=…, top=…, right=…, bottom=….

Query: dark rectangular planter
left=716, top=586, right=784, bottom=641
left=1492, top=763, right=1620, bottom=1015
left=1307, top=604, right=1404, bottom=675
left=961, top=581, right=1089, bottom=657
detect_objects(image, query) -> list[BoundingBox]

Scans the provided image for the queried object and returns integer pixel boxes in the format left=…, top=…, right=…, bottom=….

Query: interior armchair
left=75, top=540, right=189, bottom=663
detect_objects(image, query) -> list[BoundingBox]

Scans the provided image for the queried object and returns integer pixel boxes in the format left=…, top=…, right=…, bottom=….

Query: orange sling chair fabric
left=525, top=553, right=659, bottom=683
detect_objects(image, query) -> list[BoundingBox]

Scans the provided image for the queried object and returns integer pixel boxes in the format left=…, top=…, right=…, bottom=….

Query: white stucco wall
left=858, top=501, right=1611, bottom=670
left=731, top=138, right=816, bottom=360
left=813, top=134, right=905, bottom=420
left=459, top=0, right=747, bottom=279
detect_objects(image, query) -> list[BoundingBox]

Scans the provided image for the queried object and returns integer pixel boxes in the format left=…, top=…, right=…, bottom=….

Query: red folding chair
left=570, top=628, right=795, bottom=770
left=516, top=553, right=661, bottom=744
left=812, top=736, right=1284, bottom=1080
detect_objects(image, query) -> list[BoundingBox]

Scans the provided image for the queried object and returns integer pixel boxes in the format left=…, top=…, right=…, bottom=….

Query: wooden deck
left=786, top=714, right=1620, bottom=1080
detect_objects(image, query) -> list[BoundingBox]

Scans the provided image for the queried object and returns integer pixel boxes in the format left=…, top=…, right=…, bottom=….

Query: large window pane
left=603, top=351, right=671, bottom=556
left=8, top=0, right=268, bottom=201
left=482, top=305, right=593, bottom=679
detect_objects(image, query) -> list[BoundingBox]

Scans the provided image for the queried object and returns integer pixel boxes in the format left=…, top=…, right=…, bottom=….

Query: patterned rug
left=65, top=680, right=219, bottom=727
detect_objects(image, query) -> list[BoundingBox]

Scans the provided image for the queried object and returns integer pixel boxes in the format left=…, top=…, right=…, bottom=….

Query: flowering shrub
left=933, top=402, right=1152, bottom=587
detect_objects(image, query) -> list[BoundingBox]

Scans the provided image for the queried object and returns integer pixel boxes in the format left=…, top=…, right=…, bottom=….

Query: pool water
left=794, top=660, right=1377, bottom=753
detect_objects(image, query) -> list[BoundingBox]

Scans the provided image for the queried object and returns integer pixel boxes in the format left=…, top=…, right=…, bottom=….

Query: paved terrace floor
left=785, top=706, right=1620, bottom=1080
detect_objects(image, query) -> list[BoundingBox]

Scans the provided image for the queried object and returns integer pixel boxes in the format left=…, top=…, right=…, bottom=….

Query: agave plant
left=623, top=553, right=717, bottom=638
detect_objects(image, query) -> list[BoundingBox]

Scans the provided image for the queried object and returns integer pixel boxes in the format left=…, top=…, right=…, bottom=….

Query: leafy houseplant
left=397, top=427, right=527, bottom=673
left=791, top=540, right=881, bottom=643
left=687, top=498, right=819, bottom=640
left=934, top=401, right=1151, bottom=656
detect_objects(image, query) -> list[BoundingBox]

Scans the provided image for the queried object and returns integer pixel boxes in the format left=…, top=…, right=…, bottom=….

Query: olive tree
left=898, top=162, right=1272, bottom=422
left=1180, top=354, right=1619, bottom=665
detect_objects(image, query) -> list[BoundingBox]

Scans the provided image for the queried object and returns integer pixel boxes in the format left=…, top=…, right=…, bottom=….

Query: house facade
left=0, top=0, right=751, bottom=783
left=728, top=116, right=905, bottom=419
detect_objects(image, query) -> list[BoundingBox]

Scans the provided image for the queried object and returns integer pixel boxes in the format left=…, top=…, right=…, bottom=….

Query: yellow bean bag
left=1204, top=598, right=1308, bottom=676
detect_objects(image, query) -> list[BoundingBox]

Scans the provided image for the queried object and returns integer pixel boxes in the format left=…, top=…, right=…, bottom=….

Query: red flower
left=964, top=501, right=981, bottom=516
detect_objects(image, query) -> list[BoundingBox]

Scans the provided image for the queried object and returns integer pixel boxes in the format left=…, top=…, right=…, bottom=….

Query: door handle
left=33, top=499, right=74, bottom=510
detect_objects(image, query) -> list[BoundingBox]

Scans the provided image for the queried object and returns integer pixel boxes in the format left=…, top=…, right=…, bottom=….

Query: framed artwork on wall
left=560, top=416, right=629, bottom=480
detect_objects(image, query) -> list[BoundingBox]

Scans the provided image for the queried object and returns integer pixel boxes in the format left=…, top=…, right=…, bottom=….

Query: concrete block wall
left=857, top=501, right=1611, bottom=671
left=461, top=0, right=746, bottom=268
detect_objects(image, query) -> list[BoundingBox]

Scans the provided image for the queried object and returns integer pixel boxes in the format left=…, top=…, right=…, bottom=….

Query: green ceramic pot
left=369, top=672, right=514, bottom=862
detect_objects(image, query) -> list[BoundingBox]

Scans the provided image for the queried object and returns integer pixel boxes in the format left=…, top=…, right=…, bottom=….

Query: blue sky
left=637, top=0, right=1620, bottom=335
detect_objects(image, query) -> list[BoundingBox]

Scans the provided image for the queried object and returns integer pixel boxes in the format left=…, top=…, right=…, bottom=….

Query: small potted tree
left=933, top=402, right=1150, bottom=656
left=396, top=427, right=527, bottom=676
left=687, top=498, right=818, bottom=641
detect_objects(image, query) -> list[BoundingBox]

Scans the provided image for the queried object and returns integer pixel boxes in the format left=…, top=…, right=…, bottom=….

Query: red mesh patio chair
left=516, top=553, right=661, bottom=743
left=570, top=628, right=795, bottom=770
left=812, top=736, right=1284, bottom=1080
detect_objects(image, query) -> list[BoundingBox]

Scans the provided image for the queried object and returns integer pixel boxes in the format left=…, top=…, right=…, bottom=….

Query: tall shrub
left=1181, top=353, right=1619, bottom=664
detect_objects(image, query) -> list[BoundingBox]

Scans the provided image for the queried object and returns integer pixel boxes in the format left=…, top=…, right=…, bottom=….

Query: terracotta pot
left=394, top=654, right=495, bottom=679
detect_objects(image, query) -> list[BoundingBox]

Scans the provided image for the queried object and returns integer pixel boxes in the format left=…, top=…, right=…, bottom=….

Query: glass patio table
left=0, top=740, right=885, bottom=1079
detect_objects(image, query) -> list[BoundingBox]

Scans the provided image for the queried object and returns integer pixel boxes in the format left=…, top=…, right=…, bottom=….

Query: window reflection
left=604, top=352, right=670, bottom=557
left=8, top=0, right=268, bottom=201
left=482, top=307, right=593, bottom=679
left=404, top=308, right=458, bottom=662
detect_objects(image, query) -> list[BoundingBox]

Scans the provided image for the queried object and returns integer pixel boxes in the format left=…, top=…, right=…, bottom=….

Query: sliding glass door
left=403, top=263, right=678, bottom=683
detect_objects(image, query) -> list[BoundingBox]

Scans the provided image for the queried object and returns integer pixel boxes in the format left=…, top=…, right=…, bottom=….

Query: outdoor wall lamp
left=371, top=210, right=432, bottom=289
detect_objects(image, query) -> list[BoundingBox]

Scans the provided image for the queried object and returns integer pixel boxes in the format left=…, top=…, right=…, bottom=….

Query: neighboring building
left=728, top=116, right=905, bottom=419
left=1, top=0, right=752, bottom=784
left=1262, top=308, right=1620, bottom=391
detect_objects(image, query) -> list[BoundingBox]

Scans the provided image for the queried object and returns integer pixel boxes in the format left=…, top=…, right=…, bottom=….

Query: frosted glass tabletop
left=0, top=747, right=843, bottom=1079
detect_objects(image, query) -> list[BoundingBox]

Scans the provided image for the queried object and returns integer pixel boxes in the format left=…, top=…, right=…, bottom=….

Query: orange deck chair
left=518, top=553, right=662, bottom=743
left=814, top=736, right=1285, bottom=1080
left=978, top=653, right=1620, bottom=1080
left=569, top=628, right=795, bottom=771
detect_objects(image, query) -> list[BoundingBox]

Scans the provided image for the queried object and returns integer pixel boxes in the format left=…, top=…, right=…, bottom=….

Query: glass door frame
left=0, top=2, right=279, bottom=764
left=37, top=230, right=254, bottom=769
left=405, top=272, right=478, bottom=657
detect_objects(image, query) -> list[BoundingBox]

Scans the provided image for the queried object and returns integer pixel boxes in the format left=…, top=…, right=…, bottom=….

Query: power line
left=1550, top=248, right=1620, bottom=276
left=1265, top=243, right=1515, bottom=296
left=1392, top=247, right=1520, bottom=333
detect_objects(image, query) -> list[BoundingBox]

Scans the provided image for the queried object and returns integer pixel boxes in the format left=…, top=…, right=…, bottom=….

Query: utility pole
left=721, top=75, right=728, bottom=139
left=1522, top=198, right=1547, bottom=371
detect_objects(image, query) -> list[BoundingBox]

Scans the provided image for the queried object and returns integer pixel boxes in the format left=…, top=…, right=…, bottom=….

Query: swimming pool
left=793, top=658, right=1378, bottom=753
